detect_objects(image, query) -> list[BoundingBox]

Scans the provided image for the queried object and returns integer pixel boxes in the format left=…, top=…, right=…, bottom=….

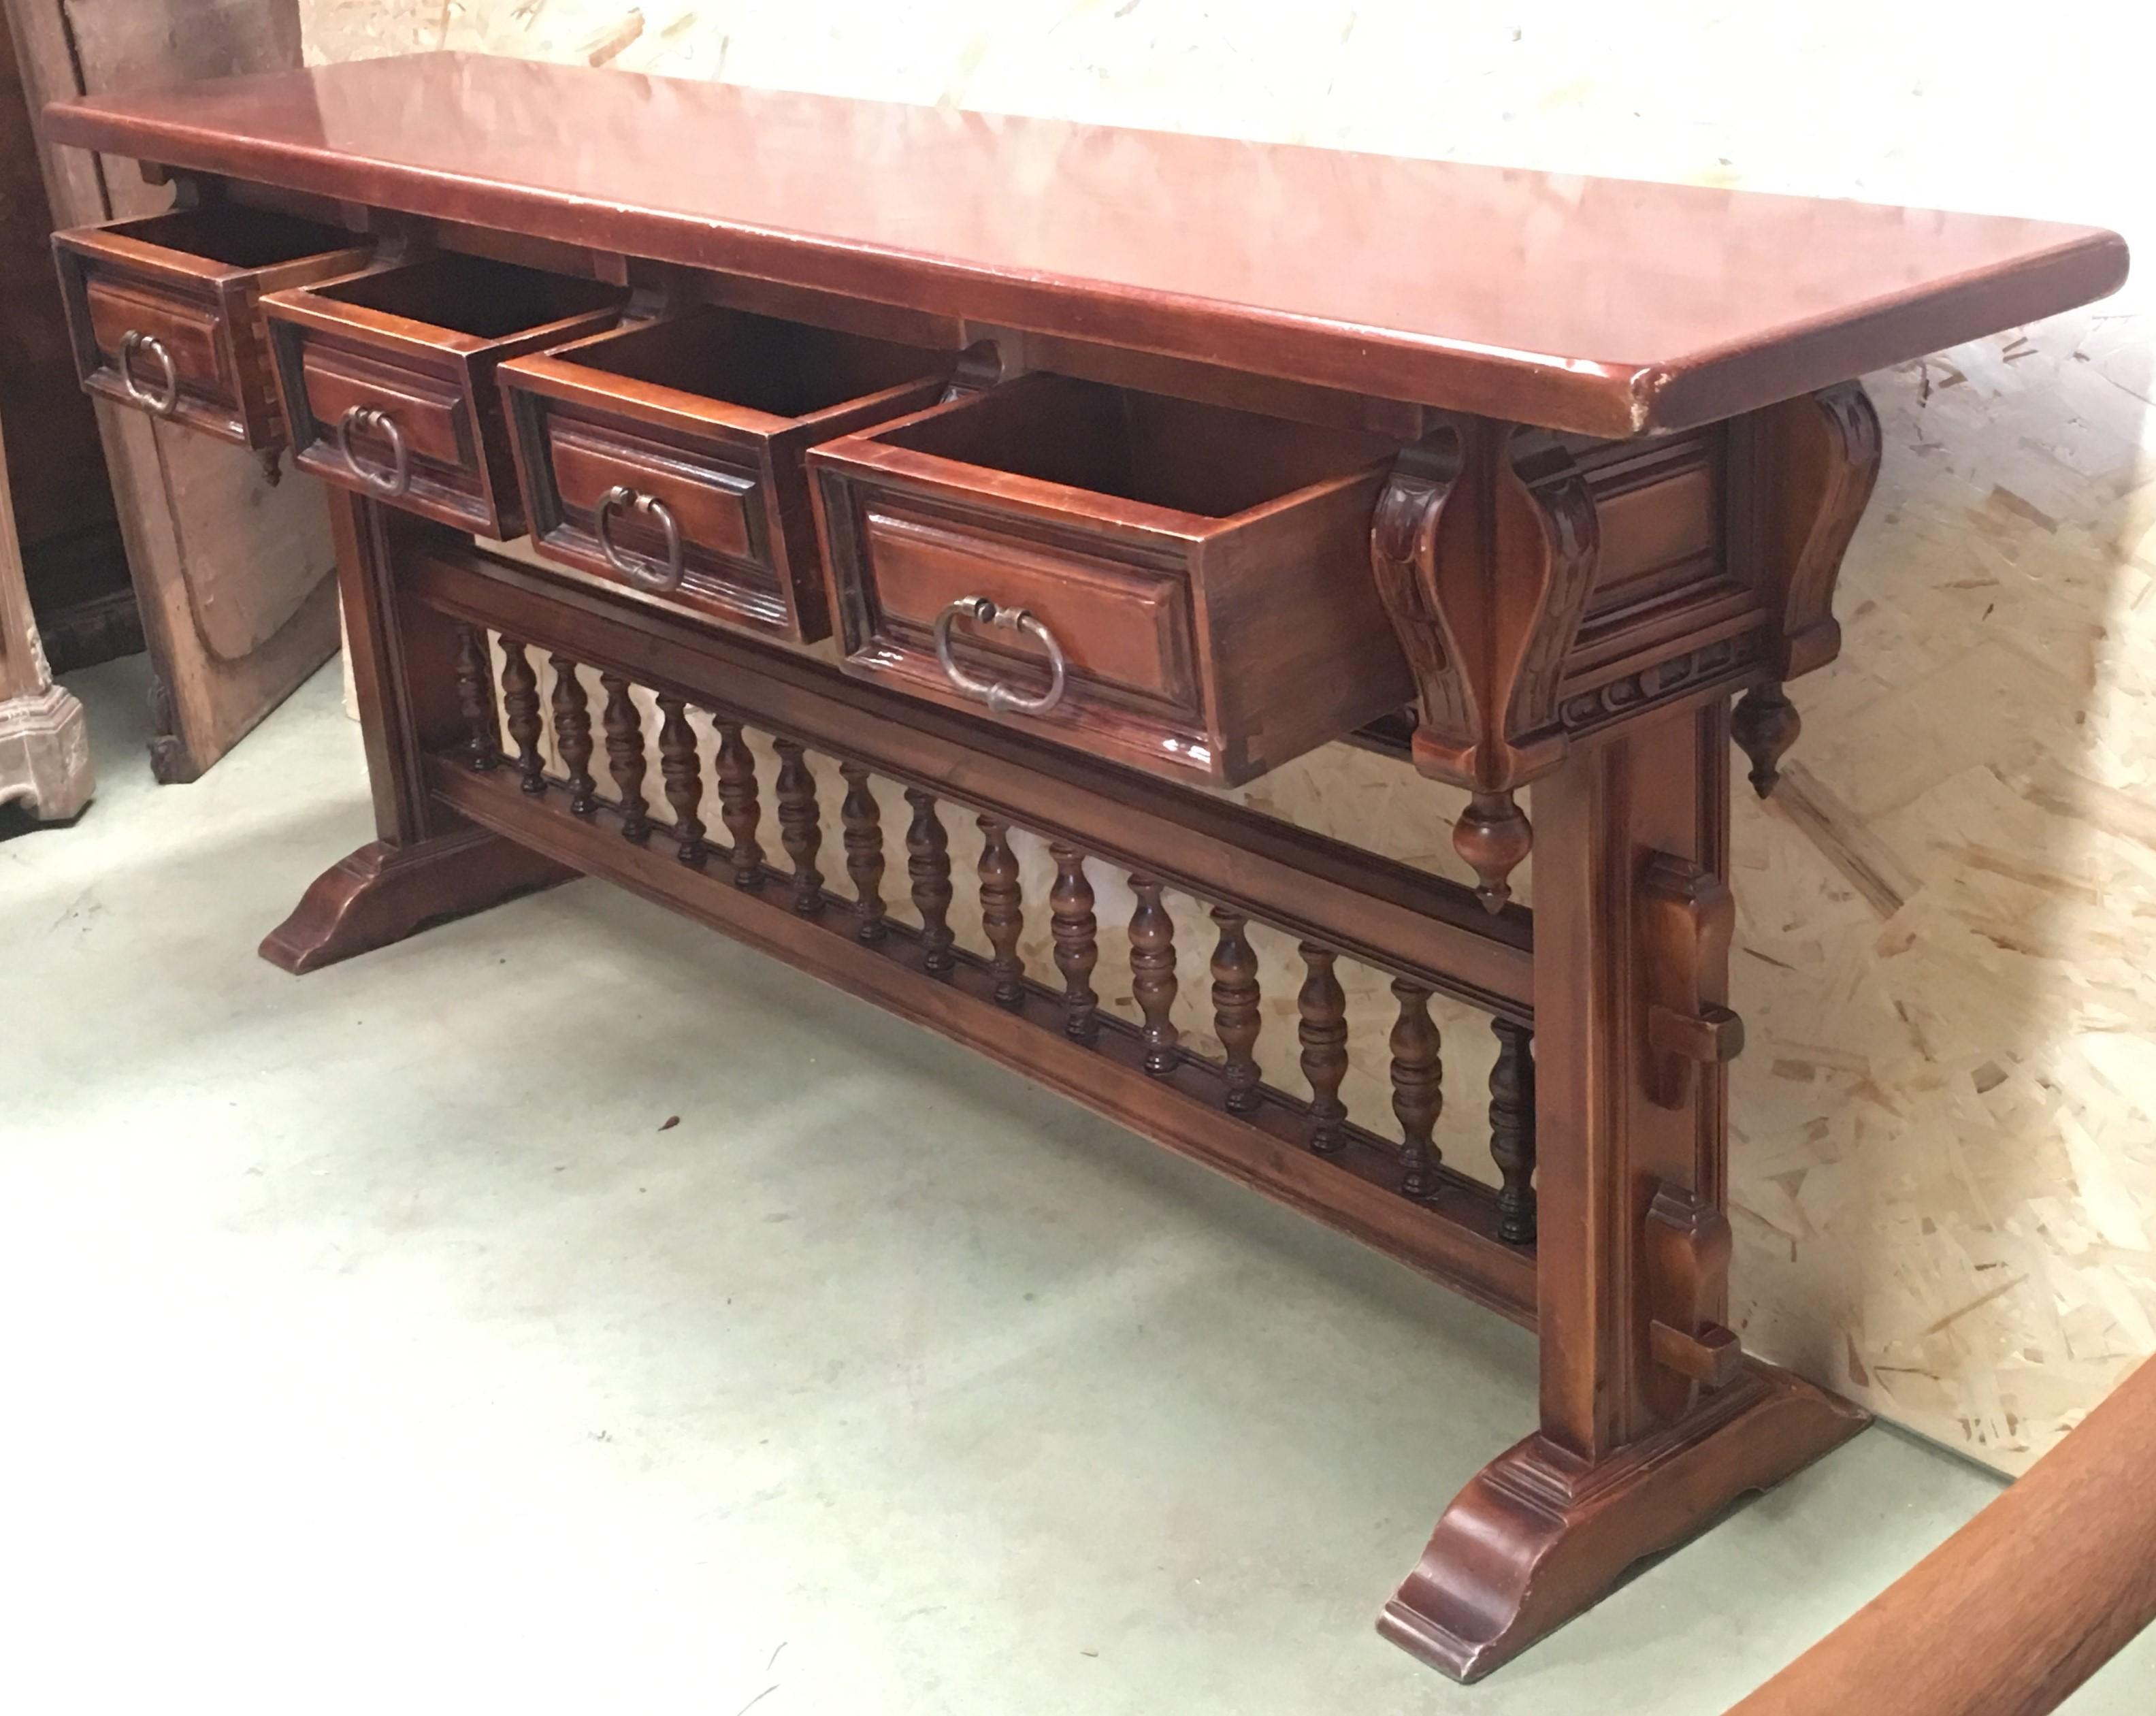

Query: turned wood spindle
left=1129, top=876, right=1179, bottom=1075
left=1489, top=1017, right=1537, bottom=1245
left=977, top=815, right=1026, bottom=1009
left=1297, top=943, right=1350, bottom=1153
left=1731, top=682, right=1801, bottom=798
left=499, top=638, right=545, bottom=794
left=549, top=656, right=598, bottom=815
left=1211, top=907, right=1262, bottom=1112
left=655, top=694, right=707, bottom=867
left=1455, top=789, right=1533, bottom=913
left=1049, top=844, right=1100, bottom=1043
left=599, top=674, right=649, bottom=843
left=1389, top=977, right=1443, bottom=1197
left=905, top=789, right=957, bottom=976
left=839, top=761, right=887, bottom=942
left=713, top=717, right=764, bottom=888
left=454, top=624, right=499, bottom=771
left=774, top=738, right=824, bottom=914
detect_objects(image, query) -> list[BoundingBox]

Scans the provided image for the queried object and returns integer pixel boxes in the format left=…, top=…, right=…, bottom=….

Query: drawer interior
left=875, top=375, right=1398, bottom=518
left=557, top=306, right=951, bottom=420
left=102, top=204, right=362, bottom=270
left=303, top=252, right=624, bottom=339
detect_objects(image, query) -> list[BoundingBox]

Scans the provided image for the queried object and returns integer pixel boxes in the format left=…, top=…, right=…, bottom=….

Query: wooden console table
left=42, top=53, right=2127, bottom=1682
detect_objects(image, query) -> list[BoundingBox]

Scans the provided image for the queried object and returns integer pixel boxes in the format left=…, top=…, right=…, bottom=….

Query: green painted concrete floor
left=5, top=654, right=2151, bottom=1715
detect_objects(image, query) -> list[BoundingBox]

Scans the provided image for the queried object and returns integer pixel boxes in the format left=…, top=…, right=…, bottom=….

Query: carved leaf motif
left=1369, top=424, right=1599, bottom=794
left=1499, top=447, right=1601, bottom=747
left=1369, top=431, right=1472, bottom=742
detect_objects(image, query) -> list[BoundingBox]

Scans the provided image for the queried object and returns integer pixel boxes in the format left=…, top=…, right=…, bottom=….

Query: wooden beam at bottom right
left=1727, top=1355, right=2156, bottom=1716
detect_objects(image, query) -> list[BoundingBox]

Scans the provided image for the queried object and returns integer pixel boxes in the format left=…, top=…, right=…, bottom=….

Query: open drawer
left=262, top=253, right=625, bottom=537
left=52, top=203, right=372, bottom=450
left=500, top=306, right=956, bottom=643
left=808, top=374, right=1415, bottom=786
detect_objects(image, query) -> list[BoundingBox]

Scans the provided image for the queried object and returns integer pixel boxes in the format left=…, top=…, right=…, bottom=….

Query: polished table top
left=46, top=50, right=2127, bottom=438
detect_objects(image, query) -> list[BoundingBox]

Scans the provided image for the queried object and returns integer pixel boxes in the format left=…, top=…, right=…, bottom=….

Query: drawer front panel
left=549, top=419, right=764, bottom=570
left=815, top=372, right=1413, bottom=784
left=860, top=504, right=1194, bottom=709
left=299, top=345, right=474, bottom=476
left=500, top=307, right=958, bottom=645
left=264, top=255, right=627, bottom=537
left=83, top=276, right=231, bottom=403
left=54, top=209, right=373, bottom=450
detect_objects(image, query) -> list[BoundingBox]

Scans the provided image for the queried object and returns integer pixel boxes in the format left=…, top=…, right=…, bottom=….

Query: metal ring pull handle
left=333, top=405, right=411, bottom=498
left=116, top=330, right=179, bottom=417
left=594, top=485, right=685, bottom=594
left=933, top=595, right=1069, bottom=717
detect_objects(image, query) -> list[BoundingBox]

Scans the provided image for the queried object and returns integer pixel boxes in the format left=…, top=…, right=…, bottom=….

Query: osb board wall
left=299, top=1, right=2156, bottom=1474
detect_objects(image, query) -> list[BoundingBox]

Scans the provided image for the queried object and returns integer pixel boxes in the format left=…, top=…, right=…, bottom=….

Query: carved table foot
left=1377, top=1360, right=1867, bottom=1683
left=259, top=827, right=574, bottom=973
left=0, top=681, right=95, bottom=823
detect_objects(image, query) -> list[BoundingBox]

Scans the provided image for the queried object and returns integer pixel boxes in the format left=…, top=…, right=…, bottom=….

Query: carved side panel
left=1370, top=420, right=1600, bottom=908
left=1757, top=380, right=1883, bottom=682
left=1731, top=381, right=1882, bottom=796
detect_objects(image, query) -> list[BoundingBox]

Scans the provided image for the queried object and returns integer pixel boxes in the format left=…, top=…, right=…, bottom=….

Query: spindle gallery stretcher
left=42, top=52, right=2128, bottom=1682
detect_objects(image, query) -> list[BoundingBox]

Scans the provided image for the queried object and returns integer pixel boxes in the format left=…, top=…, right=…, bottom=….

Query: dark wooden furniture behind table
left=0, top=5, right=133, bottom=673
left=7, top=0, right=340, bottom=783
left=41, top=52, right=2129, bottom=1684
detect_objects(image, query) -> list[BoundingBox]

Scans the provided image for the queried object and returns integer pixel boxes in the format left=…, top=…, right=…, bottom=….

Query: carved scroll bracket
left=1639, top=851, right=1744, bottom=1111
left=1635, top=849, right=1746, bottom=1425
left=1644, top=1182, right=1742, bottom=1423
left=1732, top=380, right=1882, bottom=796
left=1371, top=421, right=1600, bottom=910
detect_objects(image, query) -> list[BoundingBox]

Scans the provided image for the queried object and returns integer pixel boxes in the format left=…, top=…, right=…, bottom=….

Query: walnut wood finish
left=259, top=490, right=570, bottom=973
left=1371, top=425, right=1599, bottom=909
left=599, top=672, right=649, bottom=841
left=713, top=716, right=762, bottom=885
left=1128, top=876, right=1179, bottom=1075
left=772, top=736, right=823, bottom=913
left=838, top=759, right=886, bottom=941
left=548, top=655, right=596, bottom=815
left=52, top=201, right=370, bottom=450
left=1049, top=844, right=1100, bottom=1043
left=1729, top=683, right=1800, bottom=798
left=61, top=53, right=2129, bottom=1691
left=1729, top=381, right=1884, bottom=795
left=904, top=788, right=957, bottom=977
left=428, top=743, right=1535, bottom=1322
left=410, top=540, right=1533, bottom=1018
left=1297, top=944, right=1351, bottom=1154
left=976, top=814, right=1026, bottom=1007
left=1209, top=907, right=1262, bottom=1114
left=497, top=637, right=543, bottom=794
left=453, top=622, right=498, bottom=771
left=813, top=372, right=1412, bottom=787
left=263, top=252, right=622, bottom=538
left=1488, top=1018, right=1537, bottom=1246
left=1388, top=979, right=1443, bottom=1199
left=1644, top=1182, right=1745, bottom=1416
left=500, top=303, right=953, bottom=642
left=1384, top=1357, right=1865, bottom=1684
left=44, top=53, right=2125, bottom=436
left=259, top=826, right=567, bottom=974
left=1726, top=1354, right=2156, bottom=1716
left=1378, top=704, right=1865, bottom=1680
left=655, top=693, right=706, bottom=867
